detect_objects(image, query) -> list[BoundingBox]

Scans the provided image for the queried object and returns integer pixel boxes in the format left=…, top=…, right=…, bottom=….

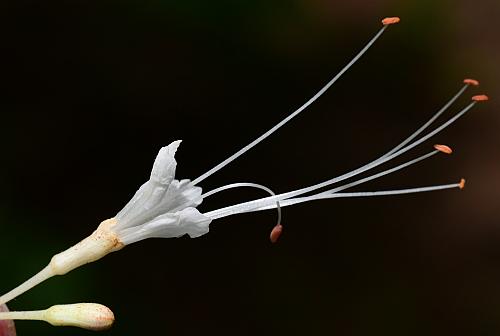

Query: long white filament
left=275, top=101, right=476, bottom=203
left=250, top=149, right=440, bottom=212
left=0, top=266, right=53, bottom=305
left=210, top=184, right=460, bottom=214
left=202, top=182, right=282, bottom=226
left=310, top=151, right=439, bottom=196
left=192, top=25, right=389, bottom=186
left=203, top=101, right=477, bottom=220
left=276, top=183, right=461, bottom=206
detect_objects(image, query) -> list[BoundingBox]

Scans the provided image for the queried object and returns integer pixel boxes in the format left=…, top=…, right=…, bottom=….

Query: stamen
left=192, top=19, right=399, bottom=186
left=245, top=146, right=448, bottom=212
left=382, top=17, right=401, bottom=25
left=303, top=183, right=462, bottom=200
left=434, top=144, right=452, bottom=154
left=255, top=183, right=463, bottom=210
left=472, top=94, right=489, bottom=102
left=463, top=78, right=480, bottom=86
left=204, top=98, right=479, bottom=220
left=284, top=101, right=476, bottom=198
left=316, top=146, right=451, bottom=196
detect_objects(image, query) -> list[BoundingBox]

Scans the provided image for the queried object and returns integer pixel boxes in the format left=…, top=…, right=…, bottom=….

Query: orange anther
left=270, top=224, right=283, bottom=243
left=382, top=17, right=401, bottom=25
left=434, top=144, right=453, bottom=154
left=459, top=178, right=466, bottom=190
left=472, top=94, right=489, bottom=102
left=463, top=78, right=479, bottom=86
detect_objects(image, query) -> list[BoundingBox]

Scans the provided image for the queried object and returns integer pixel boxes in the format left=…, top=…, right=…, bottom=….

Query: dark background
left=1, top=1, right=499, bottom=335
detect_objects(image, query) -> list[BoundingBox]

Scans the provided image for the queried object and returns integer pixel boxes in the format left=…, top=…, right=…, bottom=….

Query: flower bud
left=44, top=303, right=114, bottom=331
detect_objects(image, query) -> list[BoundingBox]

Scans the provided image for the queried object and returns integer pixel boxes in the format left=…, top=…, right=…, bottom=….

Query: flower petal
left=117, top=207, right=211, bottom=244
left=115, top=141, right=187, bottom=230
left=150, top=140, right=181, bottom=185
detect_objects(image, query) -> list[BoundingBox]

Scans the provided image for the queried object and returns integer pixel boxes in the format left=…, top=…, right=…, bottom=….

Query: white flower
left=0, top=16, right=489, bottom=311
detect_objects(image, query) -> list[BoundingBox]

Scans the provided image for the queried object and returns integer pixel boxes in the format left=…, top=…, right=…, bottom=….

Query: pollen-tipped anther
left=459, top=178, right=466, bottom=190
left=382, top=17, right=400, bottom=25
left=270, top=224, right=283, bottom=243
left=472, top=94, right=489, bottom=102
left=434, top=144, right=453, bottom=154
left=463, top=79, right=480, bottom=86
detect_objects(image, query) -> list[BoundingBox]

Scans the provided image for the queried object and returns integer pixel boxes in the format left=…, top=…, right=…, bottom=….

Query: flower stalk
left=0, top=219, right=123, bottom=306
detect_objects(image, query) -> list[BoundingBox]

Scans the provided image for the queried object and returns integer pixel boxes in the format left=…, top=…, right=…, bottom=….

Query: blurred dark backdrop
left=1, top=1, right=499, bottom=335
